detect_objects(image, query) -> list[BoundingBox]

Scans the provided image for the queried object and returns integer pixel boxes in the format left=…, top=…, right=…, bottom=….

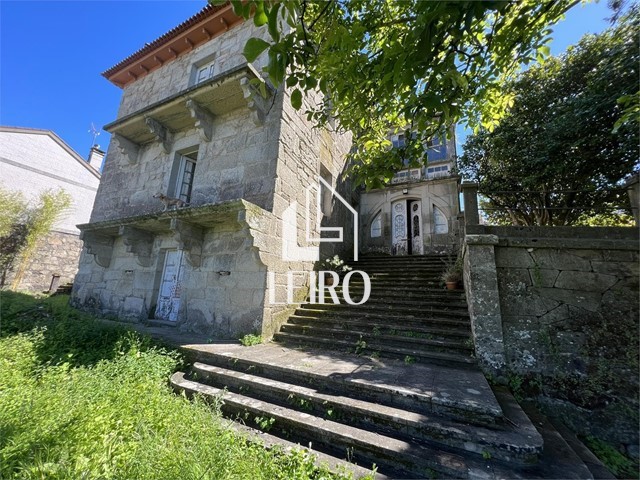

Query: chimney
left=88, top=145, right=105, bottom=172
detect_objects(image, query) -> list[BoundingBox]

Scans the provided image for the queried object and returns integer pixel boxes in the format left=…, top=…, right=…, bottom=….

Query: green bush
left=0, top=292, right=360, bottom=480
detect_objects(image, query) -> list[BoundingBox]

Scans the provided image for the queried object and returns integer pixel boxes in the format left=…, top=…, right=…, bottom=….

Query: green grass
left=239, top=334, right=263, bottom=346
left=0, top=292, right=363, bottom=480
left=581, top=436, right=639, bottom=480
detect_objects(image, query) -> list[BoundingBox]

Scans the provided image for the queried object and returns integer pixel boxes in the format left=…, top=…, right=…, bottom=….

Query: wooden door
left=409, top=200, right=423, bottom=255
left=155, top=250, right=184, bottom=322
left=391, top=200, right=407, bottom=255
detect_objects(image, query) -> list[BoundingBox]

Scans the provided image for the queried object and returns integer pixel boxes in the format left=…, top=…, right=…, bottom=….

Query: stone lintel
left=145, top=116, right=173, bottom=153
left=113, top=134, right=140, bottom=165
left=80, top=231, right=114, bottom=268
left=119, top=226, right=154, bottom=267
left=465, top=234, right=499, bottom=246
left=185, top=99, right=214, bottom=142
left=170, top=218, right=204, bottom=267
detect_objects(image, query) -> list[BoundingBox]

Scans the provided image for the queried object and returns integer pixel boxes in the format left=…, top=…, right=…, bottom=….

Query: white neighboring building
left=0, top=126, right=102, bottom=291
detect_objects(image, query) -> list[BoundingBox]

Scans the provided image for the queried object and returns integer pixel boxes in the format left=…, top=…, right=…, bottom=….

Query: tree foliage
left=214, top=0, right=578, bottom=188
left=0, top=188, right=72, bottom=288
left=459, top=8, right=639, bottom=226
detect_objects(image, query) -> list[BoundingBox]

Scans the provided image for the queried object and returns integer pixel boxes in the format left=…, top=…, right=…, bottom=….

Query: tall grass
left=0, top=292, right=359, bottom=479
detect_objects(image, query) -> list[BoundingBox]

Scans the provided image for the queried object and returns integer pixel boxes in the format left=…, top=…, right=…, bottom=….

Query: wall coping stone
left=466, top=225, right=638, bottom=240
left=497, top=237, right=639, bottom=250
left=465, top=234, right=499, bottom=246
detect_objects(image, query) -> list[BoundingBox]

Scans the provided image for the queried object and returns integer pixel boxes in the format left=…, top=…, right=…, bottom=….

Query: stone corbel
left=240, top=76, right=270, bottom=126
left=145, top=117, right=173, bottom=153
left=170, top=218, right=204, bottom=268
left=80, top=231, right=114, bottom=268
left=186, top=99, right=214, bottom=142
left=113, top=134, right=140, bottom=165
left=119, top=226, right=154, bottom=267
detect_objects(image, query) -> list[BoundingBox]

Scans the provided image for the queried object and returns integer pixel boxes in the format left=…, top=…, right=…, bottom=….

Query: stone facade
left=463, top=225, right=639, bottom=451
left=72, top=6, right=352, bottom=340
left=0, top=127, right=101, bottom=291
left=358, top=129, right=461, bottom=256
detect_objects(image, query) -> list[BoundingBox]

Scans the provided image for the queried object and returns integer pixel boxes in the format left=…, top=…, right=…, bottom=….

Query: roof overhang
left=102, top=3, right=244, bottom=88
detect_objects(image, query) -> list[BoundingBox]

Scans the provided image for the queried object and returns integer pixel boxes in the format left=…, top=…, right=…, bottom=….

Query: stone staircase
left=170, top=254, right=605, bottom=478
left=276, top=254, right=475, bottom=367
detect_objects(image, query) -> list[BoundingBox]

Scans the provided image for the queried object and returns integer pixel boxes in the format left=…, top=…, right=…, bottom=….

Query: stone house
left=71, top=4, right=352, bottom=339
left=0, top=126, right=102, bottom=292
left=358, top=128, right=461, bottom=255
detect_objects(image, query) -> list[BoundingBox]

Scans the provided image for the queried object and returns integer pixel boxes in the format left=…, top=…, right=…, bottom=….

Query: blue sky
left=0, top=1, right=616, bottom=160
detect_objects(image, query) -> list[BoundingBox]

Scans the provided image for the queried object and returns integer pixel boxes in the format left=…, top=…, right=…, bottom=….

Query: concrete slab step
left=287, top=315, right=472, bottom=340
left=279, top=324, right=473, bottom=353
left=292, top=309, right=471, bottom=328
left=274, top=332, right=477, bottom=369
left=221, top=417, right=377, bottom=479
left=182, top=343, right=503, bottom=424
left=297, top=303, right=470, bottom=320
left=312, top=293, right=469, bottom=310
left=189, top=362, right=542, bottom=464
left=333, top=285, right=466, bottom=298
left=171, top=371, right=469, bottom=478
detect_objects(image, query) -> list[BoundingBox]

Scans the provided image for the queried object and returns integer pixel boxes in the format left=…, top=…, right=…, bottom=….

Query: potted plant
left=441, top=258, right=463, bottom=290
left=320, top=255, right=352, bottom=286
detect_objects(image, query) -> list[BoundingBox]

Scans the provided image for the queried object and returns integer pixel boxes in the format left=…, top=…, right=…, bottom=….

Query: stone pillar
left=460, top=182, right=480, bottom=226
left=625, top=174, right=639, bottom=225
left=463, top=234, right=506, bottom=375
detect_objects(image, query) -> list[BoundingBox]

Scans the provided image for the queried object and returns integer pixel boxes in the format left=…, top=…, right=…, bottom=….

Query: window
left=433, top=206, right=449, bottom=234
left=392, top=134, right=406, bottom=149
left=370, top=212, right=382, bottom=238
left=426, top=165, right=450, bottom=179
left=196, top=62, right=215, bottom=84
left=171, top=149, right=198, bottom=203
left=427, top=135, right=448, bottom=162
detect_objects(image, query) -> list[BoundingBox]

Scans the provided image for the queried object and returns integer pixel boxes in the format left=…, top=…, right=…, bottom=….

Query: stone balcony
left=78, top=199, right=257, bottom=269
left=103, top=63, right=274, bottom=164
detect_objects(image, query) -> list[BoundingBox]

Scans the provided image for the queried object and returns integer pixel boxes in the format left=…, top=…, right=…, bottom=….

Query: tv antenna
left=89, top=123, right=101, bottom=147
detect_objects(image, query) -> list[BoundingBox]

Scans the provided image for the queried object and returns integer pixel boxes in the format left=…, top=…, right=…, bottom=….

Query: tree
left=458, top=8, right=639, bottom=226
left=0, top=187, right=71, bottom=288
left=215, top=0, right=579, bottom=188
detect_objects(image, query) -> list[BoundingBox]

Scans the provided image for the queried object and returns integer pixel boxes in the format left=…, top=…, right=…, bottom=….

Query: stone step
left=287, top=315, right=471, bottom=340
left=171, top=371, right=470, bottom=478
left=333, top=285, right=466, bottom=299
left=296, top=303, right=470, bottom=320
left=274, top=332, right=477, bottom=368
left=188, top=362, right=542, bottom=464
left=185, top=345, right=501, bottom=423
left=318, top=295, right=469, bottom=311
left=279, top=324, right=472, bottom=353
left=292, top=309, right=471, bottom=328
left=222, top=417, right=377, bottom=479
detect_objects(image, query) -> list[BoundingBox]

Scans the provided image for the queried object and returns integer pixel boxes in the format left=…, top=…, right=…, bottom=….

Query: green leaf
left=254, top=1, right=268, bottom=27
left=267, top=3, right=281, bottom=42
left=291, top=89, right=303, bottom=110
left=243, top=37, right=270, bottom=63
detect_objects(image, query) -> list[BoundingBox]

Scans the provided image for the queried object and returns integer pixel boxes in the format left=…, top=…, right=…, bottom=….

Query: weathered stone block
left=528, top=268, right=559, bottom=288
left=531, top=287, right=601, bottom=312
left=554, top=271, right=618, bottom=292
left=495, top=248, right=534, bottom=268
left=530, top=249, right=591, bottom=271
left=591, top=260, right=638, bottom=278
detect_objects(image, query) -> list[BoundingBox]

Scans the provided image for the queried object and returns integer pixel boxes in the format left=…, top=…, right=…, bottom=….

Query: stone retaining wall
left=463, top=226, right=639, bottom=452
left=7, top=230, right=82, bottom=292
